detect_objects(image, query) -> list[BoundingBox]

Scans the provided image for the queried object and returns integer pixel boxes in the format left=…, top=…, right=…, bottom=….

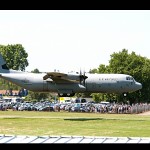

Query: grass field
left=0, top=110, right=150, bottom=137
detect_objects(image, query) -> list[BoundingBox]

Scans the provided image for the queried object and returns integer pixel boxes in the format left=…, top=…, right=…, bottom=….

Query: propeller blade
left=78, top=69, right=88, bottom=86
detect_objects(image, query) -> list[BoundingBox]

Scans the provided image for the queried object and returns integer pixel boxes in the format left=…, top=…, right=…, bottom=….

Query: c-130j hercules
left=0, top=53, right=142, bottom=97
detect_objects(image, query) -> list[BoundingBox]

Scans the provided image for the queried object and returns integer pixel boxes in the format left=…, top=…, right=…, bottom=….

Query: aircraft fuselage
left=0, top=72, right=142, bottom=96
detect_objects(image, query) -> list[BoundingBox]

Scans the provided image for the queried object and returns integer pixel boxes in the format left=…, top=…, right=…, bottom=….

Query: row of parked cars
left=2, top=98, right=150, bottom=114
left=11, top=101, right=95, bottom=112
left=0, top=98, right=111, bottom=113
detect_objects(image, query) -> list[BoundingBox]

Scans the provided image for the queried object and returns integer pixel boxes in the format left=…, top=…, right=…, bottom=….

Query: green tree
left=89, top=68, right=98, bottom=73
left=108, top=49, right=150, bottom=103
left=31, top=68, right=40, bottom=73
left=0, top=44, right=28, bottom=71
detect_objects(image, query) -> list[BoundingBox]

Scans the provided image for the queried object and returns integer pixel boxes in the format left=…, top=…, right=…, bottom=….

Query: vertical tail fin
left=0, top=53, right=9, bottom=73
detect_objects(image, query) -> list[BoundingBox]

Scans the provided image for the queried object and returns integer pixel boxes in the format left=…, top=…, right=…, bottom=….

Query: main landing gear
left=58, top=93, right=75, bottom=97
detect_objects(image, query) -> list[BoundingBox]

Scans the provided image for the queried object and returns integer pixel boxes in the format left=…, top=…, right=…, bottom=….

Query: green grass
left=0, top=110, right=150, bottom=137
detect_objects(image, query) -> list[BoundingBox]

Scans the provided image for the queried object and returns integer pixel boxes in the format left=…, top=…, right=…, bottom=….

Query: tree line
left=0, top=44, right=150, bottom=104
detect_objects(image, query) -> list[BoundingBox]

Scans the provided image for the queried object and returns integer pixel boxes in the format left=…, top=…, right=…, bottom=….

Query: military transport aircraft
left=0, top=53, right=142, bottom=97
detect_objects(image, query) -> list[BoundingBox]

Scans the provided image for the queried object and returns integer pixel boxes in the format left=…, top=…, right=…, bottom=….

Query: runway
left=0, top=134, right=150, bottom=143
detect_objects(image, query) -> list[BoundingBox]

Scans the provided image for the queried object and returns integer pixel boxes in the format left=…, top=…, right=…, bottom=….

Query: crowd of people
left=0, top=97, right=150, bottom=114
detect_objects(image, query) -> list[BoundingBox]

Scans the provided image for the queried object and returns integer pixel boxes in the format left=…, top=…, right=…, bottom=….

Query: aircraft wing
left=43, top=72, right=67, bottom=80
left=43, top=72, right=79, bottom=83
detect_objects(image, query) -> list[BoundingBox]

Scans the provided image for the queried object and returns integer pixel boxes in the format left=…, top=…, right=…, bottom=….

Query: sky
left=0, top=10, right=150, bottom=73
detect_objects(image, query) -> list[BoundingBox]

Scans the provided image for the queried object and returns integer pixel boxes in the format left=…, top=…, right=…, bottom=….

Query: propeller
left=79, top=69, right=82, bottom=84
left=83, top=71, right=87, bottom=86
left=79, top=69, right=88, bottom=86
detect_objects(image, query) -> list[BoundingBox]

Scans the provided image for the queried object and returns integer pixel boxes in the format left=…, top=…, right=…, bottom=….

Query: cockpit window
left=126, top=76, right=133, bottom=80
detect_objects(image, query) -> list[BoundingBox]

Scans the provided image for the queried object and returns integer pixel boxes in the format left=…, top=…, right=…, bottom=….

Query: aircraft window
left=126, top=77, right=133, bottom=80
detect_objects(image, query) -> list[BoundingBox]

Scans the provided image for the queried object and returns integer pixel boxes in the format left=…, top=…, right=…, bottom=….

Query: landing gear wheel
left=58, top=93, right=75, bottom=97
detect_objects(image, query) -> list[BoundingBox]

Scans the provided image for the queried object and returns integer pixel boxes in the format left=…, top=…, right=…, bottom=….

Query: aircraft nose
left=136, top=82, right=142, bottom=90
